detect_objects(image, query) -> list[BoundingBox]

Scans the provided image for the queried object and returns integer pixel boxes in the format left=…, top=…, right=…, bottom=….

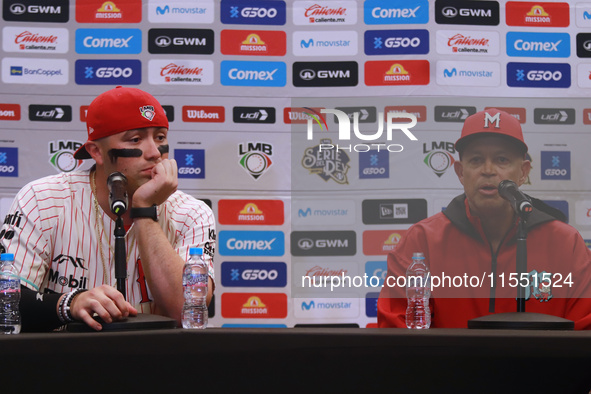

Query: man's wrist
left=130, top=205, right=158, bottom=221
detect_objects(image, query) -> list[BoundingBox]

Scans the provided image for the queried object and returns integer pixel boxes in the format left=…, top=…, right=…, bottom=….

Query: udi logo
left=174, top=149, right=205, bottom=179
left=506, top=1, right=569, bottom=27
left=364, top=29, right=429, bottom=56
left=363, top=230, right=407, bottom=255
left=182, top=106, right=224, bottom=123
left=359, top=150, right=389, bottom=179
left=221, top=262, right=287, bottom=288
left=75, top=59, right=140, bottom=85
left=148, top=60, right=214, bottom=85
left=221, top=30, right=286, bottom=56
left=293, top=1, right=357, bottom=25
left=507, top=62, right=570, bottom=88
left=0, top=104, right=20, bottom=121
left=0, top=147, right=18, bottom=177
left=541, top=151, right=571, bottom=180
left=436, top=30, right=499, bottom=55
left=221, top=293, right=288, bottom=318
left=75, top=0, right=142, bottom=23
left=220, top=0, right=286, bottom=25
left=3, top=27, right=68, bottom=53
left=364, top=0, right=429, bottom=25
left=218, top=199, right=284, bottom=225
left=364, top=60, right=430, bottom=86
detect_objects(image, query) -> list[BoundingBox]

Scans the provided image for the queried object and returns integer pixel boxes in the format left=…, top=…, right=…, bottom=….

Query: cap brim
left=455, top=133, right=528, bottom=155
left=73, top=143, right=92, bottom=160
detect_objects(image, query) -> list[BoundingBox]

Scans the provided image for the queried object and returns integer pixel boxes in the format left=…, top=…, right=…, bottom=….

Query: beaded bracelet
left=59, top=288, right=88, bottom=323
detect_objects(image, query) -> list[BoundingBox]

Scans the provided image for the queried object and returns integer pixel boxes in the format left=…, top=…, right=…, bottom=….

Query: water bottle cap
left=413, top=252, right=425, bottom=260
left=189, top=247, right=203, bottom=256
left=1, top=253, right=14, bottom=261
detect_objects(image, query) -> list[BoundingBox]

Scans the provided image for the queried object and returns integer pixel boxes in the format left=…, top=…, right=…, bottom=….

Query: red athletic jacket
left=378, top=195, right=591, bottom=329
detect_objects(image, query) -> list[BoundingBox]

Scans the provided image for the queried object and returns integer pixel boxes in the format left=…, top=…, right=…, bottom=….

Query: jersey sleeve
left=1, top=183, right=51, bottom=291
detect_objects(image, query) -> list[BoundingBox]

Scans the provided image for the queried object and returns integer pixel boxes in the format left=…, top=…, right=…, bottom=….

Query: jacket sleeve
left=565, top=232, right=591, bottom=330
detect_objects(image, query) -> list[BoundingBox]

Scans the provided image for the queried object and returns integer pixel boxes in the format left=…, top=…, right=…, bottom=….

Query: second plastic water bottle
left=182, top=247, right=208, bottom=329
left=405, top=252, right=431, bottom=329
left=0, top=253, right=21, bottom=334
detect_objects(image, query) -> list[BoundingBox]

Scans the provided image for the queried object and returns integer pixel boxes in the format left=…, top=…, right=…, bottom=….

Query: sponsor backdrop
left=1, top=0, right=591, bottom=328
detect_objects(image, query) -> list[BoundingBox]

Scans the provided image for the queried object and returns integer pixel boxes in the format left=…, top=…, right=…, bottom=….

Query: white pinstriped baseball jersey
left=0, top=169, right=216, bottom=314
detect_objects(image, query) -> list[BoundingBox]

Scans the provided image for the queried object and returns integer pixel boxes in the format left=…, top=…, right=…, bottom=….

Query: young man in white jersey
left=0, top=87, right=216, bottom=331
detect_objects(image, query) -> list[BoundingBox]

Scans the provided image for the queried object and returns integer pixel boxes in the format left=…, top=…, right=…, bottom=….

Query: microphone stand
left=469, top=204, right=573, bottom=330
left=114, top=213, right=127, bottom=299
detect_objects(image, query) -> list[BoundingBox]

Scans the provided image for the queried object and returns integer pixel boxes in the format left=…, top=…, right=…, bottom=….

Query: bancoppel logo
left=48, top=140, right=83, bottom=173
left=384, top=106, right=427, bottom=122
left=364, top=0, right=429, bottom=25
left=220, top=0, right=286, bottom=25
left=0, top=104, right=21, bottom=121
left=148, top=60, right=214, bottom=85
left=221, top=60, right=286, bottom=87
left=437, top=60, right=500, bottom=87
left=3, top=0, right=68, bottom=22
left=575, top=3, right=591, bottom=28
left=238, top=142, right=273, bottom=180
left=294, top=298, right=359, bottom=319
left=3, top=27, right=68, bottom=53
left=507, top=32, right=570, bottom=58
left=363, top=230, right=407, bottom=256
left=148, top=29, right=214, bottom=55
left=219, top=231, right=285, bottom=256
left=293, top=1, right=357, bottom=25
left=365, top=60, right=430, bottom=86
left=507, top=62, right=571, bottom=88
left=302, top=138, right=350, bottom=184
left=182, top=106, right=224, bottom=123
left=221, top=293, right=288, bottom=319
left=221, top=30, right=286, bottom=56
left=148, top=0, right=214, bottom=24
left=435, top=0, right=499, bottom=26
left=292, top=199, right=355, bottom=226
left=29, top=104, right=72, bottom=122
left=436, top=29, right=499, bottom=56
left=434, top=105, right=476, bottom=122
left=2, top=58, right=68, bottom=85
left=75, top=59, right=140, bottom=85
left=221, top=262, right=287, bottom=287
left=75, top=28, right=141, bottom=54
left=423, top=141, right=456, bottom=177
left=218, top=199, right=284, bottom=225
left=233, top=107, right=275, bottom=124
left=362, top=199, right=428, bottom=224
left=506, top=2, right=569, bottom=27
left=577, top=33, right=591, bottom=58
left=534, top=108, right=575, bottom=125
left=364, top=29, right=429, bottom=56
left=174, top=149, right=205, bottom=179
left=359, top=150, right=389, bottom=179
left=333, top=106, right=377, bottom=124
left=293, top=61, right=358, bottom=87
left=541, top=151, right=570, bottom=180
left=291, top=231, right=356, bottom=256
left=75, top=0, right=142, bottom=23
left=0, top=147, right=18, bottom=177
left=293, top=31, right=358, bottom=56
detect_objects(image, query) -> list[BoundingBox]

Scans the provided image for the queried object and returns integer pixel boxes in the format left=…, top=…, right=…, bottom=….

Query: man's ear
left=454, top=160, right=465, bottom=186
left=85, top=141, right=104, bottom=165
left=518, top=159, right=532, bottom=186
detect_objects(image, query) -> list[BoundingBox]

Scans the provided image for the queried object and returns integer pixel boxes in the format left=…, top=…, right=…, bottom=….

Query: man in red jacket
left=378, top=108, right=591, bottom=329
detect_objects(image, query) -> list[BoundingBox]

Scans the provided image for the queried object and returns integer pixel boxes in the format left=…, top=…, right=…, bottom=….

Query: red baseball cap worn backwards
left=455, top=108, right=528, bottom=155
left=74, top=86, right=169, bottom=160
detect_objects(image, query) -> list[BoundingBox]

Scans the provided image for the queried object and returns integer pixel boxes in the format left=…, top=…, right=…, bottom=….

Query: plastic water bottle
left=0, top=253, right=21, bottom=334
left=406, top=252, right=431, bottom=329
left=182, top=247, right=208, bottom=329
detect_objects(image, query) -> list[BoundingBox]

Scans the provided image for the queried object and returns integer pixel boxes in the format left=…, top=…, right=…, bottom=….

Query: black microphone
left=107, top=172, right=128, bottom=216
left=498, top=180, right=533, bottom=216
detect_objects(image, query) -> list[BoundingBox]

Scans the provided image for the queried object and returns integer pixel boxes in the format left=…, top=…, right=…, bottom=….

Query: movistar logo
left=301, top=39, right=313, bottom=48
